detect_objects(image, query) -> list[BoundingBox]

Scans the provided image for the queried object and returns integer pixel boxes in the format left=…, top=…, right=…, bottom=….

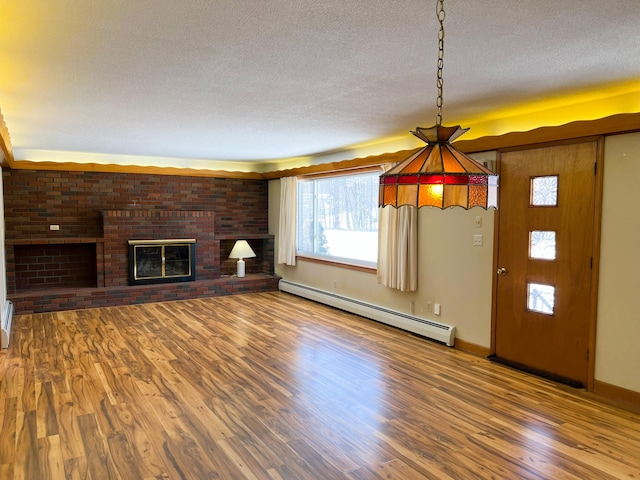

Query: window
left=529, top=230, right=557, bottom=260
left=297, top=170, right=380, bottom=267
left=530, top=175, right=558, bottom=206
left=527, top=282, right=555, bottom=315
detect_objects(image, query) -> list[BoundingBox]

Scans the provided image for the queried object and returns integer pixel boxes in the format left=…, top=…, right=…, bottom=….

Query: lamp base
left=236, top=259, right=246, bottom=278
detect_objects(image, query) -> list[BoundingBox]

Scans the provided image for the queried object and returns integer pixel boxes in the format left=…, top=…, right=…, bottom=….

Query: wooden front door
left=494, top=140, right=599, bottom=386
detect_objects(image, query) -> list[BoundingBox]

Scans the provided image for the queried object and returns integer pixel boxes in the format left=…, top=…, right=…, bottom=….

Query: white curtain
left=377, top=205, right=418, bottom=291
left=278, top=176, right=297, bottom=266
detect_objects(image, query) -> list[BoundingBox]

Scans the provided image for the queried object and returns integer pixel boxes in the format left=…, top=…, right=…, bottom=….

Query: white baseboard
left=1, top=300, right=14, bottom=349
left=279, top=279, right=456, bottom=346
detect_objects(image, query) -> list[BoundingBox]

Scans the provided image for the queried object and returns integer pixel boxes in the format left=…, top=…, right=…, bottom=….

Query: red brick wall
left=3, top=169, right=273, bottom=304
left=2, top=169, right=268, bottom=240
left=13, top=243, right=97, bottom=290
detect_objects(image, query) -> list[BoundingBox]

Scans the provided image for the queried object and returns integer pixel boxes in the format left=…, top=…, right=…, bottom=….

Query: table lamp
left=228, top=240, right=256, bottom=277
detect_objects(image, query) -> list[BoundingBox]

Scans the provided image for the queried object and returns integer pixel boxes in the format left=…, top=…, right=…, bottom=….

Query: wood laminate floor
left=0, top=292, right=638, bottom=479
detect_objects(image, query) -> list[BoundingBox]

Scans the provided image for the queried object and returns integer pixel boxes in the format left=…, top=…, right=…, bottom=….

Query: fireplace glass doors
left=128, top=239, right=196, bottom=285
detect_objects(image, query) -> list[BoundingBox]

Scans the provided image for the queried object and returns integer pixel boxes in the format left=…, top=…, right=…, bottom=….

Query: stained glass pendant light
left=379, top=0, right=498, bottom=209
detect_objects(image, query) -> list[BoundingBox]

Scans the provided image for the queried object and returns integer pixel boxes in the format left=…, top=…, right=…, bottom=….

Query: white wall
left=596, top=132, right=640, bottom=392
left=268, top=157, right=496, bottom=349
left=269, top=134, right=640, bottom=394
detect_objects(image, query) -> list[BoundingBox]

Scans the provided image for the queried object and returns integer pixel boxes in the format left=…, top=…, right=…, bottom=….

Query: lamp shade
left=229, top=240, right=256, bottom=260
left=379, top=125, right=498, bottom=209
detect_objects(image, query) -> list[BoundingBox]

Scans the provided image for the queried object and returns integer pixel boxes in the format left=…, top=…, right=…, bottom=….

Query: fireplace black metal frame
left=127, top=239, right=196, bottom=286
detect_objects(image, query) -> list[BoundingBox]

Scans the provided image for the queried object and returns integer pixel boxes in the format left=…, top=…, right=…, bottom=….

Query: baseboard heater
left=1, top=300, right=14, bottom=349
left=279, top=279, right=455, bottom=346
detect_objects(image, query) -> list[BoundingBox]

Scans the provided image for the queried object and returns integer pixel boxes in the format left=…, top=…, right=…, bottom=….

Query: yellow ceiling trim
left=318, top=80, right=640, bottom=167
left=3, top=82, right=638, bottom=173
left=450, top=80, right=640, bottom=141
left=9, top=159, right=264, bottom=179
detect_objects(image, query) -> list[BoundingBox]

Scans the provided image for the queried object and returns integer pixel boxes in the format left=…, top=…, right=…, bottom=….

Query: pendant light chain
left=436, top=0, right=446, bottom=126
left=378, top=0, right=498, bottom=211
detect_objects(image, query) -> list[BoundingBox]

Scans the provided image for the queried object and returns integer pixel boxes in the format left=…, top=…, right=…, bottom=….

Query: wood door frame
left=489, top=136, right=605, bottom=391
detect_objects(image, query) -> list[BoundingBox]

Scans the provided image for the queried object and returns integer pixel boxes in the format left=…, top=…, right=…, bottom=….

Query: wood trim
left=587, top=137, right=606, bottom=392
left=0, top=108, right=14, bottom=165
left=454, top=338, right=491, bottom=357
left=215, top=233, right=274, bottom=240
left=297, top=164, right=383, bottom=179
left=454, top=113, right=640, bottom=154
left=8, top=159, right=264, bottom=179
left=4, top=113, right=638, bottom=178
left=593, top=380, right=640, bottom=413
left=489, top=195, right=501, bottom=356
left=296, top=255, right=377, bottom=274
left=261, top=149, right=420, bottom=179
left=263, top=113, right=640, bottom=179
left=7, top=237, right=103, bottom=245
left=496, top=134, right=604, bottom=154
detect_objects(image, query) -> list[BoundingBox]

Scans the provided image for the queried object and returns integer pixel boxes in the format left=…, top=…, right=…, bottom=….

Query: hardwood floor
left=0, top=292, right=638, bottom=479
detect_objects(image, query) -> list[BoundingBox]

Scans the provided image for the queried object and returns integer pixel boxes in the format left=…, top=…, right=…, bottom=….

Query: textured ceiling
left=1, top=0, right=639, bottom=171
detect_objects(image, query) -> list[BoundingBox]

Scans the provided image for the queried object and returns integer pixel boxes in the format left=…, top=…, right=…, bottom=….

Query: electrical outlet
left=473, top=234, right=483, bottom=246
left=426, top=301, right=433, bottom=313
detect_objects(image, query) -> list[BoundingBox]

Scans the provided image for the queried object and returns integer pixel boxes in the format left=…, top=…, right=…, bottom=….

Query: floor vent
left=279, top=279, right=455, bottom=346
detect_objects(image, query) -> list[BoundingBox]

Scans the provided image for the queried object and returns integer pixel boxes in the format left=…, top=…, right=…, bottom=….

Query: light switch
left=474, top=216, right=482, bottom=227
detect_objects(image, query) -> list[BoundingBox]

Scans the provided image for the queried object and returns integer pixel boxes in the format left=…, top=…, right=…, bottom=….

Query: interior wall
left=268, top=136, right=640, bottom=394
left=268, top=153, right=497, bottom=349
left=596, top=132, right=640, bottom=392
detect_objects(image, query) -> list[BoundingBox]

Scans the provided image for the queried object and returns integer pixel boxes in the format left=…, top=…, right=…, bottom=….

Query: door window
left=527, top=282, right=555, bottom=315
left=529, top=230, right=556, bottom=260
left=530, top=175, right=558, bottom=206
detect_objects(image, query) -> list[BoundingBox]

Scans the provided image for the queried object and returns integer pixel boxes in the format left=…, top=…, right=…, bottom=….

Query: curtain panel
left=377, top=205, right=418, bottom=291
left=277, top=176, right=297, bottom=266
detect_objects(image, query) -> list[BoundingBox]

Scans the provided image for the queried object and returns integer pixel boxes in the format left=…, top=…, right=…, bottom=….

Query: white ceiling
left=1, top=0, right=639, bottom=171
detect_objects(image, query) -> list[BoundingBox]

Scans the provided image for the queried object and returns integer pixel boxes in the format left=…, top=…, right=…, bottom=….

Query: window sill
left=296, top=255, right=377, bottom=274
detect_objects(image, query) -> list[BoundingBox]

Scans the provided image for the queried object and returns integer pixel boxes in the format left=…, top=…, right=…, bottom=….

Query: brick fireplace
left=3, top=168, right=279, bottom=314
left=102, top=209, right=217, bottom=286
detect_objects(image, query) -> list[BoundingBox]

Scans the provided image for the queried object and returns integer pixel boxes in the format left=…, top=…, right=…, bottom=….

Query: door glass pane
left=134, top=246, right=162, bottom=279
left=529, top=231, right=556, bottom=260
left=164, top=245, right=191, bottom=277
left=530, top=175, right=558, bottom=206
left=527, top=283, right=555, bottom=315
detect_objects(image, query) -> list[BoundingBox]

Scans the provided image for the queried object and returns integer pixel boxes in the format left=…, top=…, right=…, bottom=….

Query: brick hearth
left=10, top=275, right=280, bottom=314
